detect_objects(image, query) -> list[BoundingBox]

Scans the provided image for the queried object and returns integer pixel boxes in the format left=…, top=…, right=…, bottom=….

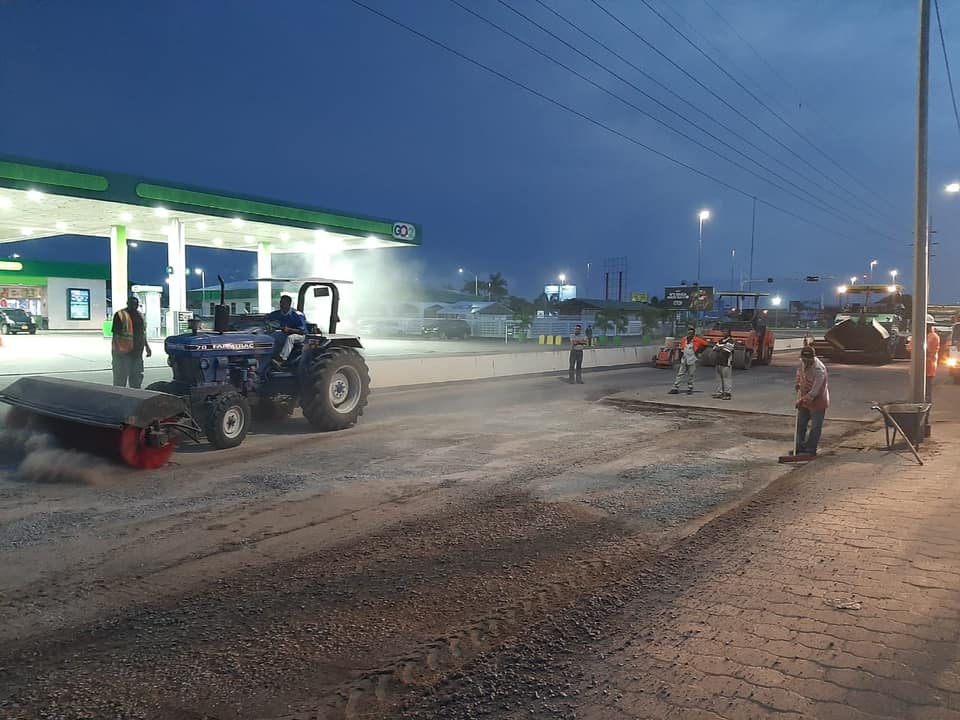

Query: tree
left=487, top=272, right=508, bottom=301
left=462, top=279, right=489, bottom=297
left=593, top=307, right=628, bottom=335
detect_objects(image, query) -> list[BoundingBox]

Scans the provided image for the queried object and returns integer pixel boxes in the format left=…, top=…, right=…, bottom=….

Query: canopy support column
left=257, top=242, right=272, bottom=312
left=166, top=218, right=186, bottom=313
left=109, top=225, right=127, bottom=312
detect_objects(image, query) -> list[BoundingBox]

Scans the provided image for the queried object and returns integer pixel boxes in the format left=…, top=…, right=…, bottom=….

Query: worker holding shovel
left=793, top=345, right=830, bottom=457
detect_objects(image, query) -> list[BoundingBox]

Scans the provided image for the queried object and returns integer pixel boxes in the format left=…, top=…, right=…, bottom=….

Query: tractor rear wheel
left=300, top=347, right=370, bottom=431
left=205, top=391, right=250, bottom=449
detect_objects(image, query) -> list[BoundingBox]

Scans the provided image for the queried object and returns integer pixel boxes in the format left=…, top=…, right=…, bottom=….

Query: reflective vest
left=113, top=310, right=135, bottom=353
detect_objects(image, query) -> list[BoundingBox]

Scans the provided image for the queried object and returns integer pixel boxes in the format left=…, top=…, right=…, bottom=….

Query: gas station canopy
left=0, top=155, right=420, bottom=252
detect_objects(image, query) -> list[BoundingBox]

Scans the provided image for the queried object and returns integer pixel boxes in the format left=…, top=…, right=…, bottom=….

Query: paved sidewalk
left=569, top=386, right=960, bottom=719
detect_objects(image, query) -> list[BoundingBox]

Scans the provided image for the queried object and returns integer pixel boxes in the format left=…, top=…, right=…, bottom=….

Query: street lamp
left=771, top=295, right=782, bottom=327
left=850, top=276, right=857, bottom=285
left=458, top=267, right=478, bottom=298
left=194, top=268, right=205, bottom=311
left=869, top=259, right=877, bottom=281
left=558, top=273, right=566, bottom=303
left=946, top=181, right=960, bottom=193
left=697, top=209, right=711, bottom=285
left=890, top=269, right=898, bottom=285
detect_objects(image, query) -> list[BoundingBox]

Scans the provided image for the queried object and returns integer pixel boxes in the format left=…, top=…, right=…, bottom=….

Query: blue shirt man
left=267, top=295, right=307, bottom=365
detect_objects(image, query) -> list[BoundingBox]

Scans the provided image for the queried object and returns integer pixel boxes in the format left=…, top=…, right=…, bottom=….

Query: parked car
left=422, top=318, right=470, bottom=339
left=0, top=307, right=37, bottom=335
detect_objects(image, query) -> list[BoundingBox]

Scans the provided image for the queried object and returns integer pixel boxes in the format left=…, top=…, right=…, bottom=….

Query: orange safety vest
left=112, top=309, right=135, bottom=353
left=927, top=330, right=940, bottom=378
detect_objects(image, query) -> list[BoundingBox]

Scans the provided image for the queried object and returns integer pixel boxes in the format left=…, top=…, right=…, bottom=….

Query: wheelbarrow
left=871, top=402, right=931, bottom=466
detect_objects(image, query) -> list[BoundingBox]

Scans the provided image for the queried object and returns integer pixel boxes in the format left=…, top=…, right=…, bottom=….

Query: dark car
left=422, top=318, right=470, bottom=340
left=0, top=307, right=37, bottom=335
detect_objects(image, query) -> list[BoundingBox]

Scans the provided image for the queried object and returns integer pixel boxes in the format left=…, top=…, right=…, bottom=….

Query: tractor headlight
left=946, top=357, right=957, bottom=368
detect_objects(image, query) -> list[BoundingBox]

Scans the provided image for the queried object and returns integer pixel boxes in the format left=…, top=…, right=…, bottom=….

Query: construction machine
left=698, top=292, right=776, bottom=370
left=0, top=275, right=370, bottom=469
left=811, top=284, right=906, bottom=364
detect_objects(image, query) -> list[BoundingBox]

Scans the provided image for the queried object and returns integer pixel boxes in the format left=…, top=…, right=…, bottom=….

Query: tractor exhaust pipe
left=214, top=274, right=230, bottom=334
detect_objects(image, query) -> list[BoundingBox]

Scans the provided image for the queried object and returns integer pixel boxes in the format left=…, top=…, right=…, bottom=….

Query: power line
left=632, top=0, right=899, bottom=216
left=345, top=0, right=889, bottom=245
left=699, top=0, right=798, bottom=104
left=524, top=0, right=900, bottom=236
left=934, top=0, right=960, bottom=147
left=694, top=0, right=897, bottom=211
left=588, top=0, right=898, bottom=225
left=500, top=0, right=898, bottom=239
left=471, top=0, right=896, bottom=238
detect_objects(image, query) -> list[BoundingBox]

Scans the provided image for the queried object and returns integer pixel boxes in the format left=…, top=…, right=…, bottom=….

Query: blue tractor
left=146, top=275, right=371, bottom=451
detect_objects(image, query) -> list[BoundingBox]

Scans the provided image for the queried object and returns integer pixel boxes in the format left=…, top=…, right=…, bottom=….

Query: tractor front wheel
left=300, top=347, right=370, bottom=431
left=205, top=391, right=250, bottom=449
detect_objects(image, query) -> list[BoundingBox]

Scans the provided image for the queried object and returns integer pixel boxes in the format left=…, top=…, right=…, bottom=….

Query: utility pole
left=749, top=196, right=757, bottom=284
left=911, top=0, right=931, bottom=405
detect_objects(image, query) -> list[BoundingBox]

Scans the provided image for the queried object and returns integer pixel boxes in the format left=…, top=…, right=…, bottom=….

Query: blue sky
left=2, top=0, right=960, bottom=302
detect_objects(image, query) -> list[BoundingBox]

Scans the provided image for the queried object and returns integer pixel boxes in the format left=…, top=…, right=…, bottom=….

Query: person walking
left=669, top=326, right=707, bottom=395
left=711, top=328, right=736, bottom=400
left=569, top=323, right=588, bottom=383
left=111, top=296, right=151, bottom=388
left=794, top=346, right=830, bottom=456
left=585, top=324, right=593, bottom=348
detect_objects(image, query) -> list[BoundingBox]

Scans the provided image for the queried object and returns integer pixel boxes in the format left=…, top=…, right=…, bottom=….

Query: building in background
left=0, top=259, right=109, bottom=330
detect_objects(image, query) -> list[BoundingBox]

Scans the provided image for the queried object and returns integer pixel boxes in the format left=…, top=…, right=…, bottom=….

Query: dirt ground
left=0, top=364, right=890, bottom=719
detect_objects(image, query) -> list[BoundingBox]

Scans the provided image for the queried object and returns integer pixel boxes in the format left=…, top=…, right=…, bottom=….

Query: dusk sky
left=2, top=0, right=960, bottom=302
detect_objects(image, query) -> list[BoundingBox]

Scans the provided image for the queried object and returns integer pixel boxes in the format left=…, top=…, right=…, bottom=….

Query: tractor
left=0, top=275, right=370, bottom=469
left=698, top=292, right=776, bottom=370
left=148, top=275, right=371, bottom=451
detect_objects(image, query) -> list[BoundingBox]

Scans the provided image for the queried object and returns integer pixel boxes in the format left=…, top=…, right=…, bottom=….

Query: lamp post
left=194, top=268, right=205, bottom=312
left=772, top=294, right=782, bottom=328
left=730, top=248, right=736, bottom=290
left=869, top=259, right=878, bottom=281
left=458, top=267, right=479, bottom=298
left=558, top=273, right=566, bottom=303
left=850, top=276, right=857, bottom=286
left=697, top=209, right=711, bottom=285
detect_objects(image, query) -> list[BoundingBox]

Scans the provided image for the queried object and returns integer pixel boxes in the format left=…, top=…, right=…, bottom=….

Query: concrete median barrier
left=368, top=337, right=808, bottom=389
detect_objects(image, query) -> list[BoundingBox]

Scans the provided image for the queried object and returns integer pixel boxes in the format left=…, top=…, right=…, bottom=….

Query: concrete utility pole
left=911, top=0, right=931, bottom=404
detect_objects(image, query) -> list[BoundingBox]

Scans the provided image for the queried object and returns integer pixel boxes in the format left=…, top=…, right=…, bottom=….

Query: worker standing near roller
left=669, top=326, right=707, bottom=395
left=111, top=296, right=151, bottom=388
left=712, top=328, right=736, bottom=400
left=926, top=314, right=940, bottom=405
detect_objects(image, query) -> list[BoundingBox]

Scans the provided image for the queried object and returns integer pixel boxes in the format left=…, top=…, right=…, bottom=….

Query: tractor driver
left=267, top=294, right=307, bottom=367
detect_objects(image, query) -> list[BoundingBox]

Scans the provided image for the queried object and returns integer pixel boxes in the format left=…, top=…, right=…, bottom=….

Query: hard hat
left=926, top=314, right=935, bottom=324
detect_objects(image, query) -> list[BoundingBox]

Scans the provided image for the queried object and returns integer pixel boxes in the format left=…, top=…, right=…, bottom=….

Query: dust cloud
left=0, top=411, right=112, bottom=485
left=270, top=245, right=427, bottom=330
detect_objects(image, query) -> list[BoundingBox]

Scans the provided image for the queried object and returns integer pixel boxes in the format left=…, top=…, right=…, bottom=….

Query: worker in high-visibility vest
left=111, top=296, right=151, bottom=388
left=926, top=314, right=940, bottom=405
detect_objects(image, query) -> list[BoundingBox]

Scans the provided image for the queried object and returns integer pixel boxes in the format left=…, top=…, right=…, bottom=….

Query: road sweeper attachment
left=0, top=376, right=199, bottom=469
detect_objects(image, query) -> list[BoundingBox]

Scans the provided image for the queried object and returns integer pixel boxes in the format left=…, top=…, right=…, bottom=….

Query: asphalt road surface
left=0, top=359, right=915, bottom=719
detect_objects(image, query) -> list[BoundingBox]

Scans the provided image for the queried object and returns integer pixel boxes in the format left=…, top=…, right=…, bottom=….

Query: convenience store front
left=0, top=259, right=108, bottom=330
